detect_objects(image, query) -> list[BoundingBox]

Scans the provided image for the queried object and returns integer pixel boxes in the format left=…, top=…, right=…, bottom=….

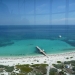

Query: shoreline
left=0, top=51, right=75, bottom=66
left=0, top=50, right=75, bottom=58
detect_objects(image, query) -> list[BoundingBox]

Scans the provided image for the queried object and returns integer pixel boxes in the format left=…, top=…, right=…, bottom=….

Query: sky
left=0, top=0, right=75, bottom=25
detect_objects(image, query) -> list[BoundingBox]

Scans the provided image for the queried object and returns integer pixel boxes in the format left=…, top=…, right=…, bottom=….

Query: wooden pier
left=36, top=46, right=48, bottom=57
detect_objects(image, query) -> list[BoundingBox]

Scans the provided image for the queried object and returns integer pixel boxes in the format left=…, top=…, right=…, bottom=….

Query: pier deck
left=36, top=46, right=48, bottom=57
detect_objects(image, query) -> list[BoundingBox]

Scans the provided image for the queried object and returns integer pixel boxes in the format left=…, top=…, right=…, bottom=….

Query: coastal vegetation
left=52, top=60, right=75, bottom=75
left=15, top=64, right=48, bottom=75
left=0, top=65, right=14, bottom=72
left=0, top=60, right=75, bottom=75
left=70, top=57, right=73, bottom=58
left=49, top=68, right=57, bottom=75
left=57, top=61, right=61, bottom=63
left=64, top=60, right=75, bottom=66
left=52, top=63, right=64, bottom=69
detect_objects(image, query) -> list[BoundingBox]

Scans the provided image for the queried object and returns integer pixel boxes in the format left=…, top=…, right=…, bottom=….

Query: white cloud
left=37, top=4, right=46, bottom=9
left=52, top=18, right=75, bottom=25
left=52, top=18, right=75, bottom=22
left=36, top=4, right=47, bottom=13
left=57, top=2, right=75, bottom=10
left=28, top=3, right=47, bottom=14
left=58, top=5, right=65, bottom=9
left=69, top=3, right=75, bottom=6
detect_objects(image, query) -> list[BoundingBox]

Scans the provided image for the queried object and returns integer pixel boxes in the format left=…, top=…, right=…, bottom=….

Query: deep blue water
left=0, top=25, right=75, bottom=56
left=0, top=25, right=75, bottom=39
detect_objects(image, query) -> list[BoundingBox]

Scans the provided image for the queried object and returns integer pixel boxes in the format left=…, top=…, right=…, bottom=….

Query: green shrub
left=66, top=57, right=69, bottom=59
left=70, top=60, right=75, bottom=63
left=59, top=71, right=66, bottom=75
left=64, top=61, right=70, bottom=64
left=44, top=61, right=46, bottom=63
left=50, top=68, right=57, bottom=75
left=5, top=66, right=14, bottom=72
left=16, top=64, right=33, bottom=73
left=57, top=61, right=61, bottom=63
left=70, top=57, right=73, bottom=58
left=72, top=67, right=75, bottom=71
left=52, top=64, right=64, bottom=69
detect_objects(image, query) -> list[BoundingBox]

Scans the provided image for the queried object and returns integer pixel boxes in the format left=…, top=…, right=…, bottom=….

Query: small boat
left=59, top=35, right=62, bottom=38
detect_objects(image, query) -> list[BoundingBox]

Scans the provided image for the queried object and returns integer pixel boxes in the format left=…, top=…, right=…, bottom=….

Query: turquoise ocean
left=0, top=25, right=75, bottom=56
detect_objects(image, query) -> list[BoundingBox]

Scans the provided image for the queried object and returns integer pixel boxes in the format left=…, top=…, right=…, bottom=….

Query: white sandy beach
left=0, top=51, right=75, bottom=66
